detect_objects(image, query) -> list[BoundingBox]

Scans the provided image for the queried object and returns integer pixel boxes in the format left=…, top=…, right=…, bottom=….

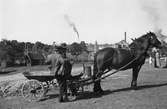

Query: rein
left=101, top=37, right=147, bottom=67
left=98, top=47, right=138, bottom=70
left=97, top=55, right=139, bottom=80
left=80, top=56, right=138, bottom=86
left=79, top=45, right=149, bottom=85
left=78, top=35, right=152, bottom=85
left=78, top=55, right=140, bottom=85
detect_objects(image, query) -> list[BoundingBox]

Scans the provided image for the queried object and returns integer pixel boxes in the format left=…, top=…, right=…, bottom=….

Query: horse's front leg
left=131, top=65, right=142, bottom=89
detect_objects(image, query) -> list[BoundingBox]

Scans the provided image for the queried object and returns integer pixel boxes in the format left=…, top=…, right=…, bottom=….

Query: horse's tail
left=93, top=53, right=98, bottom=79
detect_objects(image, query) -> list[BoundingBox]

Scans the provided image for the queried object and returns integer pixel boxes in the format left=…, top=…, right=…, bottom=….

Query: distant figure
left=24, top=50, right=31, bottom=70
left=149, top=56, right=153, bottom=65
left=163, top=57, right=167, bottom=68
left=152, top=48, right=161, bottom=68
left=52, top=41, right=56, bottom=52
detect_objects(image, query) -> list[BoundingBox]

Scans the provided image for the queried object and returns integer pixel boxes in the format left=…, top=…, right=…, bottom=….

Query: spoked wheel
left=0, top=89, right=4, bottom=98
left=67, top=82, right=79, bottom=101
left=21, top=80, right=44, bottom=102
left=67, top=88, right=77, bottom=101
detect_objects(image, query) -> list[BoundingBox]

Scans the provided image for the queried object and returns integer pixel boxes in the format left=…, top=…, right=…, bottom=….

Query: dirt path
left=1, top=64, right=167, bottom=109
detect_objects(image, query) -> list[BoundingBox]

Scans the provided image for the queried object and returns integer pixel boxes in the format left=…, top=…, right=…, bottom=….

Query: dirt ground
left=1, top=63, right=167, bottom=109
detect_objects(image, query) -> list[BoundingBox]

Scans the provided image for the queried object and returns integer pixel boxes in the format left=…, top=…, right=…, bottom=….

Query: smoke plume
left=140, top=0, right=160, bottom=31
left=139, top=0, right=167, bottom=41
left=64, top=14, right=79, bottom=39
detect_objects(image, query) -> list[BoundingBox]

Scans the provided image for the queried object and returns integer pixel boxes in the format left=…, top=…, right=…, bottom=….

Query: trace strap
left=80, top=56, right=139, bottom=86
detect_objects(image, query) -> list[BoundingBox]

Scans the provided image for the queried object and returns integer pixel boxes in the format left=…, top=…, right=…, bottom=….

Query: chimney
left=94, top=40, right=99, bottom=53
left=124, top=32, right=127, bottom=42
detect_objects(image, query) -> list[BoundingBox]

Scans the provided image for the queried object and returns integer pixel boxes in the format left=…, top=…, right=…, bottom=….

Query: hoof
left=93, top=88, right=104, bottom=94
left=59, top=99, right=64, bottom=103
left=97, top=90, right=104, bottom=94
left=131, top=81, right=137, bottom=89
left=131, top=85, right=138, bottom=90
left=59, top=98, right=68, bottom=103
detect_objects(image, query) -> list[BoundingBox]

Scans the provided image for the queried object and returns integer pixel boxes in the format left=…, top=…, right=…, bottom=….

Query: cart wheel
left=67, top=82, right=78, bottom=101
left=21, top=80, right=44, bottom=102
left=0, top=89, right=4, bottom=98
left=67, top=87, right=77, bottom=101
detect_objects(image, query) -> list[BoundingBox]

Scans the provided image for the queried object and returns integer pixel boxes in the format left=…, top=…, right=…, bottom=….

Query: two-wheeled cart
left=22, top=57, right=137, bottom=102
left=21, top=70, right=90, bottom=102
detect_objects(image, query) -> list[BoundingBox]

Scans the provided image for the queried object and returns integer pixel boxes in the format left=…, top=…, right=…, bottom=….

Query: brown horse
left=93, top=32, right=162, bottom=93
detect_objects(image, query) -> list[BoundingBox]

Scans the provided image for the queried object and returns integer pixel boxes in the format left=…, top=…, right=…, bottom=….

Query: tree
left=69, top=42, right=82, bottom=55
left=69, top=42, right=82, bottom=61
left=80, top=41, right=88, bottom=52
left=0, top=39, right=15, bottom=66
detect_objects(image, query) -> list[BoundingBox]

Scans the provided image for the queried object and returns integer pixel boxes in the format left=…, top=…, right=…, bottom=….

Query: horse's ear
left=149, top=32, right=155, bottom=39
left=131, top=38, right=135, bottom=41
left=131, top=38, right=137, bottom=41
left=149, top=31, right=153, bottom=34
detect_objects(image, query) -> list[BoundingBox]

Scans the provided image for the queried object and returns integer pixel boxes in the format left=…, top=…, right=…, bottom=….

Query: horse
left=93, top=32, right=162, bottom=93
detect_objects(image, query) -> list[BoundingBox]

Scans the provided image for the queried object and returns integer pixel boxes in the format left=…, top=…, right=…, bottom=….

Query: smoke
left=139, top=0, right=161, bottom=31
left=64, top=14, right=80, bottom=39
left=155, top=29, right=167, bottom=41
left=139, top=0, right=167, bottom=41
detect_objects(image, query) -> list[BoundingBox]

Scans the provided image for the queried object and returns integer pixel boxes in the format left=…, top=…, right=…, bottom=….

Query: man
left=152, top=47, right=161, bottom=68
left=46, top=45, right=72, bottom=102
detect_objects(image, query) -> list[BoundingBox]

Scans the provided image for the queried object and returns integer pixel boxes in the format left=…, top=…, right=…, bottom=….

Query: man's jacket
left=46, top=53, right=72, bottom=77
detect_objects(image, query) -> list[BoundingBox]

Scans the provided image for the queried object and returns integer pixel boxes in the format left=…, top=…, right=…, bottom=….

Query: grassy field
left=1, top=63, right=167, bottom=109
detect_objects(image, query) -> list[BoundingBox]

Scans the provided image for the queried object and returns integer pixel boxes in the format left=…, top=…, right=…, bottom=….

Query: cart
left=21, top=58, right=134, bottom=102
left=21, top=70, right=90, bottom=102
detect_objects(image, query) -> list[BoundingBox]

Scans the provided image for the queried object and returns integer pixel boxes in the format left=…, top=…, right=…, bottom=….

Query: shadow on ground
left=76, top=82, right=167, bottom=101
left=38, top=82, right=167, bottom=102
left=0, top=70, right=17, bottom=75
left=40, top=93, right=59, bottom=101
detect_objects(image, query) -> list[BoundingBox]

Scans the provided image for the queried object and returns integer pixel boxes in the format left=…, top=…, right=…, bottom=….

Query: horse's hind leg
left=94, top=66, right=111, bottom=93
left=93, top=71, right=104, bottom=94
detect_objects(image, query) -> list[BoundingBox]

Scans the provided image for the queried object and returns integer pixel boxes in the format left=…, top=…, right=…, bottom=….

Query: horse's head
left=147, top=32, right=162, bottom=48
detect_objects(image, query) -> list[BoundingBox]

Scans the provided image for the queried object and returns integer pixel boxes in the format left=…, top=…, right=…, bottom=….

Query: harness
left=79, top=33, right=161, bottom=86
left=98, top=47, right=143, bottom=71
left=93, top=37, right=151, bottom=80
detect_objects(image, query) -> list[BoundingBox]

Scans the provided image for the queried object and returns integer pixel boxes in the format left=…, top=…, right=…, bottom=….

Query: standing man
left=46, top=45, right=72, bottom=102
left=152, top=47, right=161, bottom=68
left=52, top=41, right=56, bottom=52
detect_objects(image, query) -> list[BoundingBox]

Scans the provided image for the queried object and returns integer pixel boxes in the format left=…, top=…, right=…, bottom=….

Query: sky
left=1, top=0, right=167, bottom=44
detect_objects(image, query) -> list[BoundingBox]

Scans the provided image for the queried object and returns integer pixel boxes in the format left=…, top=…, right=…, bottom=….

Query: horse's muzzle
left=155, top=42, right=163, bottom=49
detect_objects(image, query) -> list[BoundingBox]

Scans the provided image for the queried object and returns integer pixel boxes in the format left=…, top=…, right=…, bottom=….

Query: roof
left=116, top=40, right=129, bottom=46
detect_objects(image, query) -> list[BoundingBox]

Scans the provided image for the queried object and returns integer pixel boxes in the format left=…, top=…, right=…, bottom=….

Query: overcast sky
left=1, top=0, right=167, bottom=44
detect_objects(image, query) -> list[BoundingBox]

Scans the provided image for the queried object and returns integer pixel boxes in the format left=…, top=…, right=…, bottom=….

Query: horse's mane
left=129, top=32, right=153, bottom=49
